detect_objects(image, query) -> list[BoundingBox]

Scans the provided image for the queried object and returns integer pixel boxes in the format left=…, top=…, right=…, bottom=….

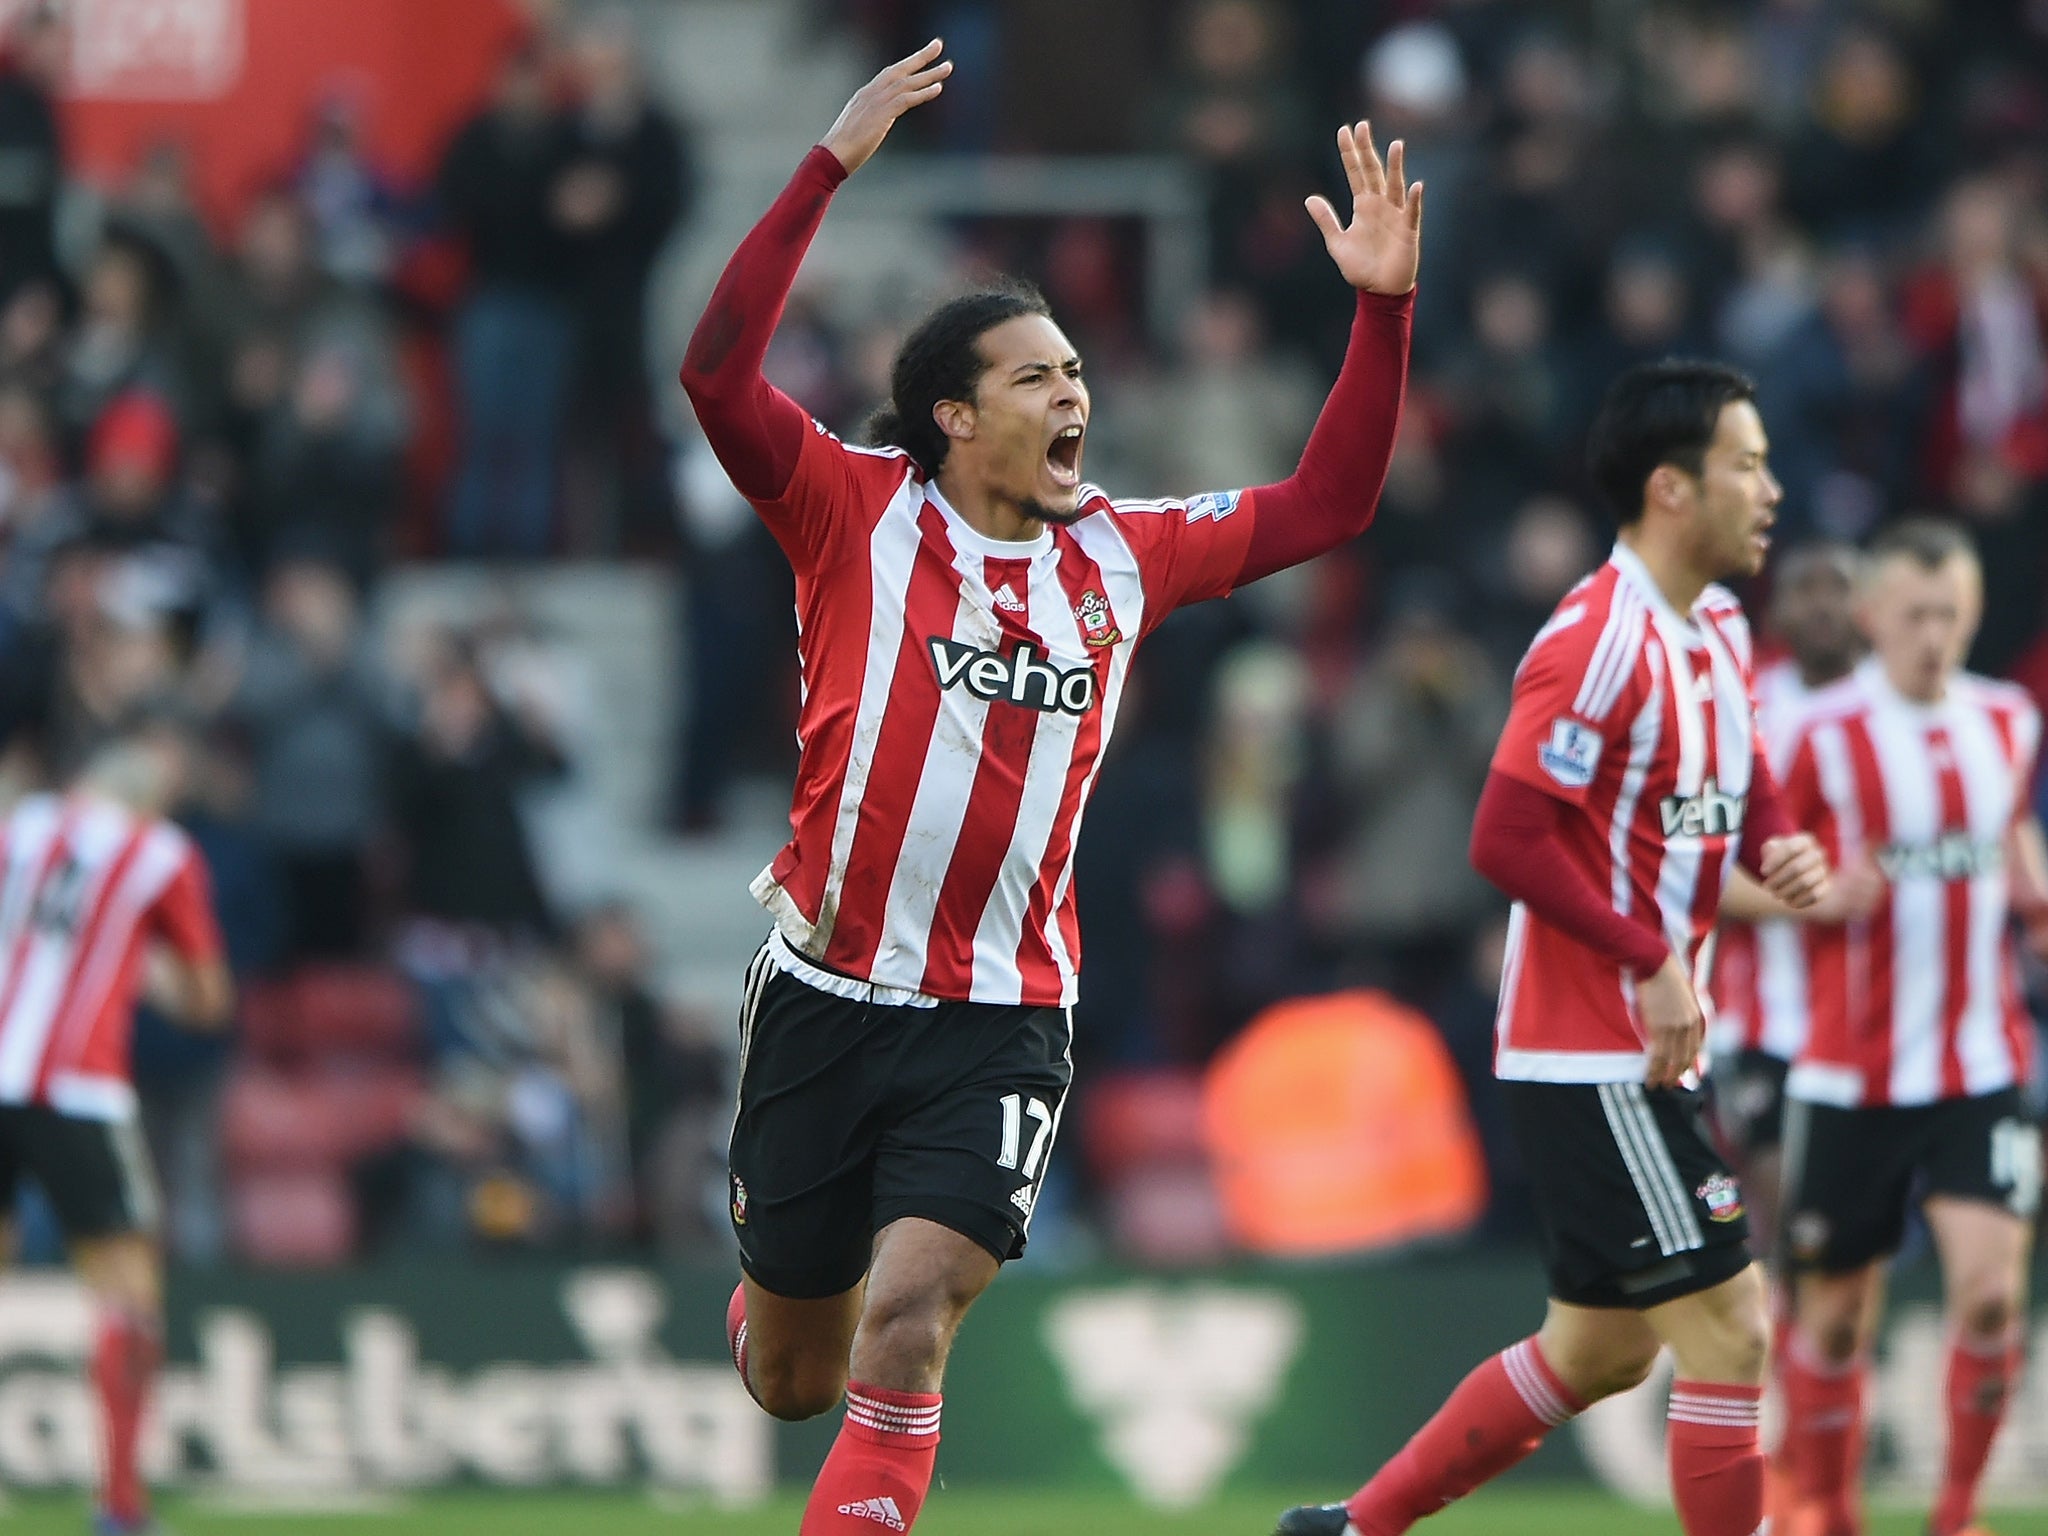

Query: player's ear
left=933, top=398, right=975, bottom=442
left=1645, top=462, right=1690, bottom=518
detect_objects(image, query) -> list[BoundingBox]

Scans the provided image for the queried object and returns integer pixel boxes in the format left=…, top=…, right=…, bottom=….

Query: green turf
left=9, top=1489, right=2048, bottom=1535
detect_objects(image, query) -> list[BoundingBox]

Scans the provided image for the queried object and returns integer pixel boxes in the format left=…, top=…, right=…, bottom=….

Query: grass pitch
left=7, top=1489, right=2048, bottom=1534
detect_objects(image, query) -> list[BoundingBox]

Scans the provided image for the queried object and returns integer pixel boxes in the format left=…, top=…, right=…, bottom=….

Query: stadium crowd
left=0, top=0, right=2045, bottom=1266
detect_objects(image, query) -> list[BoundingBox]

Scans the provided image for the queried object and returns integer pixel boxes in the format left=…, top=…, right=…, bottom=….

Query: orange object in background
left=1202, top=988, right=1488, bottom=1257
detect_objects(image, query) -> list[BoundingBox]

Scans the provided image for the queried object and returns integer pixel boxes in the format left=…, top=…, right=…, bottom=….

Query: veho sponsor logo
left=929, top=637, right=1097, bottom=716
left=1877, top=831, right=2003, bottom=883
left=1658, top=777, right=1746, bottom=839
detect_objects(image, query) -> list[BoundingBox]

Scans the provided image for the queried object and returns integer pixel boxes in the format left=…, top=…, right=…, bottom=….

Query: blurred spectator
left=1129, top=287, right=1317, bottom=497
left=218, top=189, right=408, bottom=582
left=1146, top=0, right=1311, bottom=282
left=57, top=238, right=189, bottom=444
left=0, top=1, right=64, bottom=306
left=1311, top=574, right=1506, bottom=1005
left=557, top=11, right=692, bottom=555
left=1758, top=245, right=1926, bottom=543
left=25, top=392, right=223, bottom=660
left=390, top=640, right=565, bottom=936
left=572, top=902, right=728, bottom=1252
left=218, top=559, right=392, bottom=961
left=669, top=430, right=796, bottom=833
left=1787, top=24, right=1934, bottom=241
left=437, top=43, right=577, bottom=558
left=295, top=90, right=408, bottom=290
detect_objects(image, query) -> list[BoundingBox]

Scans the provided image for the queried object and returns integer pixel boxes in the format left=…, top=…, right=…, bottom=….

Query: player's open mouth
left=1045, top=425, right=1083, bottom=488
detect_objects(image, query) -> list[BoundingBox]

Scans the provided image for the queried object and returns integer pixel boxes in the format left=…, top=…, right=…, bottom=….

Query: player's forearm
left=678, top=146, right=845, bottom=501
left=1232, top=289, right=1412, bottom=585
left=1734, top=753, right=1795, bottom=880
left=1470, top=770, right=1671, bottom=977
left=2011, top=816, right=2048, bottom=921
left=1720, top=870, right=1795, bottom=924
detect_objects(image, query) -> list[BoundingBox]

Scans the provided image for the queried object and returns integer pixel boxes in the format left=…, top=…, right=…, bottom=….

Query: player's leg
left=722, top=953, right=890, bottom=1420
left=1277, top=1080, right=1748, bottom=1536
left=732, top=1276, right=865, bottom=1421
left=1640, top=1262, right=1770, bottom=1536
left=795, top=997, right=1071, bottom=1534
left=1780, top=1097, right=1915, bottom=1536
left=1922, top=1089, right=2040, bottom=1536
left=1284, top=1300, right=1659, bottom=1536
left=32, top=1110, right=165, bottom=1535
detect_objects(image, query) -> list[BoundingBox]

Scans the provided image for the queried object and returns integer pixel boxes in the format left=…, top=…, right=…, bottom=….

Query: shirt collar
left=1855, top=653, right=1954, bottom=722
left=1608, top=540, right=1703, bottom=634
left=924, top=482, right=1055, bottom=562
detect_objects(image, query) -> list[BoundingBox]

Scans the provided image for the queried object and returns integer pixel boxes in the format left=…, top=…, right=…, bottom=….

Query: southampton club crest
left=1075, top=589, right=1121, bottom=649
left=1695, top=1173, right=1744, bottom=1224
left=730, top=1175, right=749, bottom=1227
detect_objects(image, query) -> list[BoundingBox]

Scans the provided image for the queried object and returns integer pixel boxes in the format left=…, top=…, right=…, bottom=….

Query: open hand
left=1304, top=120, right=1423, bottom=296
left=820, top=39, right=952, bottom=177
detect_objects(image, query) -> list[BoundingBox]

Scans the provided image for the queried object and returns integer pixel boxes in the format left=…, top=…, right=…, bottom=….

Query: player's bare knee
left=750, top=1355, right=847, bottom=1423
left=1808, top=1314, right=1863, bottom=1366
left=1953, top=1286, right=2020, bottom=1345
left=855, top=1285, right=956, bottom=1380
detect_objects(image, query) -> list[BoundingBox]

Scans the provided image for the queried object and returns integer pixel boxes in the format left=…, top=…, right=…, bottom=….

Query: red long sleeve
left=1735, top=753, right=1794, bottom=880
left=679, top=146, right=847, bottom=501
left=1232, top=289, right=1412, bottom=586
left=1470, top=770, right=1671, bottom=978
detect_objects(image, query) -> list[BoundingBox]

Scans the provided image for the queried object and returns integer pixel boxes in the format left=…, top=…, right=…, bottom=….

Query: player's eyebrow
left=1011, top=356, right=1083, bottom=377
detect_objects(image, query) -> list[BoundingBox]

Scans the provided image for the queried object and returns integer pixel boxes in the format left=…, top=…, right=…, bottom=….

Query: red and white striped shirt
left=1491, top=545, right=1763, bottom=1082
left=0, top=793, right=222, bottom=1121
left=1783, top=659, right=2041, bottom=1108
left=1709, top=657, right=1824, bottom=1061
left=749, top=419, right=1255, bottom=1007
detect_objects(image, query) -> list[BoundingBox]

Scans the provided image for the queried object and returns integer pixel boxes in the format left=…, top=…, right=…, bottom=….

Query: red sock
left=1344, top=1337, right=1583, bottom=1536
left=1668, top=1381, right=1764, bottom=1536
left=91, top=1309, right=161, bottom=1524
left=726, top=1283, right=761, bottom=1407
left=799, top=1380, right=941, bottom=1533
left=1780, top=1336, right=1866, bottom=1535
left=1930, top=1331, right=2023, bottom=1536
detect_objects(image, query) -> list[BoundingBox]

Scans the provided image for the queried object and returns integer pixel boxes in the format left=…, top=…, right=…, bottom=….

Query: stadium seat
left=232, top=967, right=423, bottom=1065
left=220, top=1064, right=423, bottom=1170
left=289, top=966, right=422, bottom=1061
left=1079, top=1068, right=1209, bottom=1180
left=227, top=1168, right=355, bottom=1267
left=1078, top=1069, right=1227, bottom=1264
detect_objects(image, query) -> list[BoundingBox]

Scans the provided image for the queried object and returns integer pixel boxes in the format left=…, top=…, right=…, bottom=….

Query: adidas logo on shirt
left=993, top=583, right=1026, bottom=613
left=838, top=1496, right=907, bottom=1530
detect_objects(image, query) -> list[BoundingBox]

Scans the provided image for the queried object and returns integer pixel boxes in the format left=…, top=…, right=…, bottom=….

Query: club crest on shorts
left=1695, top=1172, right=1744, bottom=1223
left=730, top=1174, right=749, bottom=1227
left=1074, top=588, right=1121, bottom=648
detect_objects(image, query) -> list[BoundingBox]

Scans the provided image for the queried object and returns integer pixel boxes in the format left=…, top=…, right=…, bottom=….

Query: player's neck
left=934, top=471, right=1045, bottom=545
left=1617, top=528, right=1710, bottom=615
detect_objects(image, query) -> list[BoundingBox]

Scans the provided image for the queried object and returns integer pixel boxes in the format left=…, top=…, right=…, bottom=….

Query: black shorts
left=1710, top=1049, right=1792, bottom=1159
left=1782, top=1087, right=2040, bottom=1274
left=1503, top=1080, right=1754, bottom=1310
left=727, top=948, right=1074, bottom=1299
left=0, top=1105, right=159, bottom=1240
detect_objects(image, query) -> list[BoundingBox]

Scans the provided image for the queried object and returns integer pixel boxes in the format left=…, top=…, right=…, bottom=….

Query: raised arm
left=679, top=42, right=952, bottom=503
left=1233, top=122, right=1420, bottom=586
